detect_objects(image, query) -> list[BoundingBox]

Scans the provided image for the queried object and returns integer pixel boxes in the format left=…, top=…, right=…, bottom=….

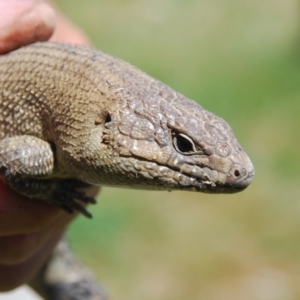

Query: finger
left=50, top=11, right=90, bottom=45
left=0, top=181, right=99, bottom=236
left=0, top=185, right=98, bottom=265
left=0, top=209, right=74, bottom=265
left=0, top=0, right=56, bottom=54
left=0, top=181, right=64, bottom=236
left=0, top=233, right=62, bottom=291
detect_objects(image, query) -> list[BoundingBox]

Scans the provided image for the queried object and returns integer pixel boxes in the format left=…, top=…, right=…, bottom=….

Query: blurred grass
left=55, top=0, right=300, bottom=299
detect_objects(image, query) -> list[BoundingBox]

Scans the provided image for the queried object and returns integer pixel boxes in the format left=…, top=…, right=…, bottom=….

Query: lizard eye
left=173, top=133, right=196, bottom=154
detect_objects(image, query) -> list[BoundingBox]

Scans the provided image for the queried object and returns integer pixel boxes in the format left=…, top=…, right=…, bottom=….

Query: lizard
left=0, top=42, right=254, bottom=299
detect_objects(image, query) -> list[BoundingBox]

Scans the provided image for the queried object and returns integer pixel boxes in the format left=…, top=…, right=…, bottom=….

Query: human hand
left=0, top=0, right=99, bottom=291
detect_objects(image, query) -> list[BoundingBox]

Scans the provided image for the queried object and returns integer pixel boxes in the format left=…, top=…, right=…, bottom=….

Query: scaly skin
left=0, top=42, right=254, bottom=211
left=0, top=42, right=254, bottom=299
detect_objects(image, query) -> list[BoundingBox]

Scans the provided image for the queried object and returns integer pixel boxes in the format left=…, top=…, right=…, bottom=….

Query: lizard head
left=89, top=81, right=254, bottom=194
left=71, top=49, right=255, bottom=193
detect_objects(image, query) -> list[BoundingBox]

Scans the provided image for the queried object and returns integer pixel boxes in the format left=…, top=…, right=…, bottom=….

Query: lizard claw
left=48, top=179, right=97, bottom=218
left=61, top=202, right=93, bottom=219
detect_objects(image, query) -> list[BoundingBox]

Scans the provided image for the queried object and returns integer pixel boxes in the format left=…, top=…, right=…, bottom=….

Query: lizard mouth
left=115, top=157, right=254, bottom=194
left=159, top=169, right=252, bottom=194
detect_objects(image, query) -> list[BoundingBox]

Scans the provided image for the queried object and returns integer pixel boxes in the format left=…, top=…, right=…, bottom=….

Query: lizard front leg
left=0, top=135, right=96, bottom=218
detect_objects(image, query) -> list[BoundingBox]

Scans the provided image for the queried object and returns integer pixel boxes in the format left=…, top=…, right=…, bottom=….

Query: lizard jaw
left=108, top=157, right=255, bottom=193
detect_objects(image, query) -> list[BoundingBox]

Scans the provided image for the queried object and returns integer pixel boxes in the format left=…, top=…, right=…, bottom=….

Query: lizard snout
left=226, top=163, right=255, bottom=189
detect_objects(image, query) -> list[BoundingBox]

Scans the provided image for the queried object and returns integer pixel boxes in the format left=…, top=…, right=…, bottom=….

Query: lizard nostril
left=234, top=169, right=240, bottom=177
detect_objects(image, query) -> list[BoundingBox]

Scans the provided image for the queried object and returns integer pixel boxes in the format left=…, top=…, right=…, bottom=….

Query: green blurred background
left=55, top=0, right=300, bottom=299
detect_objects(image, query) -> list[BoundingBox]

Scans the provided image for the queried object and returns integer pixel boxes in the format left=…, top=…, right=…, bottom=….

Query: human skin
left=0, top=0, right=99, bottom=291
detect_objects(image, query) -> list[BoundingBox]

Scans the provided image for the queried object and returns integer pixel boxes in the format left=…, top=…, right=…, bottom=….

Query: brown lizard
left=0, top=42, right=254, bottom=299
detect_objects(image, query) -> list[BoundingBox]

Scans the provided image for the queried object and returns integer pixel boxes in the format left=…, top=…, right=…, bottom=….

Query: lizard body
left=0, top=42, right=254, bottom=299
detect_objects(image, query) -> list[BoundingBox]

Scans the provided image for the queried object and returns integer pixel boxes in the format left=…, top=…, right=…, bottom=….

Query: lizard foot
left=46, top=179, right=97, bottom=218
left=0, top=173, right=96, bottom=218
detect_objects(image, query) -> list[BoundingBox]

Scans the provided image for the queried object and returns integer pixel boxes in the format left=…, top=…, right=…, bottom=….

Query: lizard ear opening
left=95, top=112, right=111, bottom=126
left=105, top=114, right=111, bottom=124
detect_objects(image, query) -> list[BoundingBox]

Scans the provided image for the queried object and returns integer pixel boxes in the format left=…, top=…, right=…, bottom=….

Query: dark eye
left=173, top=133, right=196, bottom=154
